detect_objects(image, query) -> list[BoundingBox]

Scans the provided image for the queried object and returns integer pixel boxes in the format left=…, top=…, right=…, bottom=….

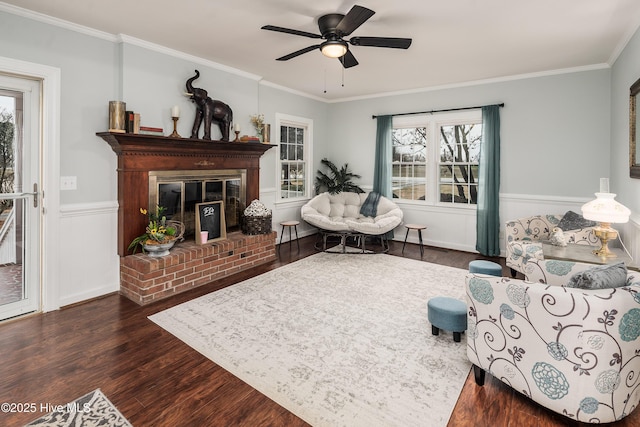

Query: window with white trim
left=276, top=114, right=312, bottom=200
left=392, top=110, right=482, bottom=206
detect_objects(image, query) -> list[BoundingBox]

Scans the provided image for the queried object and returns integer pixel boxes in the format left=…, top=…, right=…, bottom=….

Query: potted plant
left=314, top=158, right=364, bottom=194
left=128, top=206, right=179, bottom=257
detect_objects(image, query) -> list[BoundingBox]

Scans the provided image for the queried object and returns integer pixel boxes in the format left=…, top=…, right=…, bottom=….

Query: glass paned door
left=0, top=75, right=41, bottom=320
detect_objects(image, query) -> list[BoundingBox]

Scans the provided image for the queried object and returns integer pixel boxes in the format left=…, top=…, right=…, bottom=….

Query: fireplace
left=97, top=131, right=275, bottom=256
left=98, top=132, right=277, bottom=305
left=149, top=169, right=246, bottom=237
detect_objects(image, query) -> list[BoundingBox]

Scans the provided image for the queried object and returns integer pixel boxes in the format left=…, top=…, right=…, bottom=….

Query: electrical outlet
left=60, top=176, right=77, bottom=190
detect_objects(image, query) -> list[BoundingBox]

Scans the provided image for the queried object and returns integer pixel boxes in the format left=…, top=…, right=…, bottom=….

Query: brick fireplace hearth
left=120, top=232, right=276, bottom=305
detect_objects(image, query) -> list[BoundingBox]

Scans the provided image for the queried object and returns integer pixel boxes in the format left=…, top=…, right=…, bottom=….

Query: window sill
left=274, top=197, right=310, bottom=208
left=395, top=199, right=477, bottom=214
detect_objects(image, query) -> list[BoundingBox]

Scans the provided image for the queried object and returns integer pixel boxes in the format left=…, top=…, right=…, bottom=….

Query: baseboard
left=59, top=286, right=120, bottom=308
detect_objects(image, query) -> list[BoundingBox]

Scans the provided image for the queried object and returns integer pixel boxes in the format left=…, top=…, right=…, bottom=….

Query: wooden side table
left=403, top=224, right=427, bottom=258
left=279, top=220, right=300, bottom=252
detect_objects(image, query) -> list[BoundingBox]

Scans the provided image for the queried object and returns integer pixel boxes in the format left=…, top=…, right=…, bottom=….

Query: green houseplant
left=128, top=205, right=178, bottom=255
left=314, top=158, right=364, bottom=195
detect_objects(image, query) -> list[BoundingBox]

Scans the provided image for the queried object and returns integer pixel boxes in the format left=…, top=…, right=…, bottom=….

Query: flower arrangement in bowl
left=128, top=206, right=179, bottom=256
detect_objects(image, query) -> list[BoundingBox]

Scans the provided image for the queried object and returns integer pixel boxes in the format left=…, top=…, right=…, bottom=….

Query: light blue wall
left=121, top=43, right=261, bottom=142
left=256, top=84, right=330, bottom=190
left=0, top=10, right=328, bottom=206
left=0, top=11, right=119, bottom=204
left=0, top=8, right=629, bottom=218
left=327, top=69, right=611, bottom=199
left=611, top=26, right=640, bottom=213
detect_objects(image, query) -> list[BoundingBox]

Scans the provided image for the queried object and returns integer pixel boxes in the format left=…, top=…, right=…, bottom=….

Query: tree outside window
left=439, top=123, right=482, bottom=204
left=0, top=108, right=15, bottom=210
left=391, top=111, right=482, bottom=206
left=392, top=127, right=427, bottom=200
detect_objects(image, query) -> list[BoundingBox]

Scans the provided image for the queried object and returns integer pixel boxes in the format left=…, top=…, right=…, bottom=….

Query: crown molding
left=0, top=2, right=619, bottom=105
left=0, top=2, right=116, bottom=41
left=326, top=63, right=611, bottom=104
left=608, top=17, right=640, bottom=66
left=116, top=34, right=262, bottom=82
left=259, top=79, right=326, bottom=103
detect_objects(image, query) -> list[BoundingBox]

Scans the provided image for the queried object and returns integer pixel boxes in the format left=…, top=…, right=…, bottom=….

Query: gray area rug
left=24, top=389, right=131, bottom=427
left=150, top=252, right=471, bottom=427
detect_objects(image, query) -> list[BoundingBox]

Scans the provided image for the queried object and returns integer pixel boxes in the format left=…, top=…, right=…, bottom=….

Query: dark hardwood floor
left=0, top=235, right=637, bottom=426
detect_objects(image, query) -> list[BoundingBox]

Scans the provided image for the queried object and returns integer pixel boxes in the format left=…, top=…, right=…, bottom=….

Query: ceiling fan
left=261, top=5, right=412, bottom=69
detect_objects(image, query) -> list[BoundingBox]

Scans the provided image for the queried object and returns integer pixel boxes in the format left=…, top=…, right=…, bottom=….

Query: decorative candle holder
left=233, top=130, right=240, bottom=142
left=108, top=101, right=126, bottom=133
left=263, top=123, right=271, bottom=143
left=169, top=117, right=181, bottom=138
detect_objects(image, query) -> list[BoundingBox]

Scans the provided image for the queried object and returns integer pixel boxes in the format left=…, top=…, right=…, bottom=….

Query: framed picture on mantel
left=195, top=201, right=226, bottom=244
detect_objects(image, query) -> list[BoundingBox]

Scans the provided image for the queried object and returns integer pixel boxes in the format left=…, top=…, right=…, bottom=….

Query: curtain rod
left=371, top=103, right=504, bottom=119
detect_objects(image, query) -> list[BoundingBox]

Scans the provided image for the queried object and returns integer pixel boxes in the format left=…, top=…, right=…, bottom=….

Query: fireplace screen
left=149, top=170, right=246, bottom=237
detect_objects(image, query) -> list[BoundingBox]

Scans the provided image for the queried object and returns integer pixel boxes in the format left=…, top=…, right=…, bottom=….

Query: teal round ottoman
left=427, top=297, right=467, bottom=342
left=469, top=260, right=502, bottom=277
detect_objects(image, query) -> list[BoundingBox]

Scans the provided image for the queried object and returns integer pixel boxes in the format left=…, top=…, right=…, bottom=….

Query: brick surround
left=120, top=231, right=276, bottom=305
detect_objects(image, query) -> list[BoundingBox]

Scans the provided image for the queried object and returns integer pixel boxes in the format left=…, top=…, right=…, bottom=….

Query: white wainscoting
left=395, top=201, right=477, bottom=252
left=369, top=193, right=593, bottom=256
left=264, top=191, right=596, bottom=255
left=622, top=213, right=640, bottom=263
left=58, top=193, right=636, bottom=308
left=58, top=201, right=120, bottom=307
left=260, top=188, right=317, bottom=244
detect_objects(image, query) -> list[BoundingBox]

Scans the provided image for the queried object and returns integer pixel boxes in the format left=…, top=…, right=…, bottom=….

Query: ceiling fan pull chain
left=324, top=69, right=327, bottom=94
left=342, top=62, right=345, bottom=87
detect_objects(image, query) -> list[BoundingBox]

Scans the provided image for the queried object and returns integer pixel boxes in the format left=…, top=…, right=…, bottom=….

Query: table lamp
left=581, top=180, right=630, bottom=258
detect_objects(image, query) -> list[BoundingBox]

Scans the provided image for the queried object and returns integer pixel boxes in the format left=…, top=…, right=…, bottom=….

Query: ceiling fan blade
left=339, top=50, right=359, bottom=68
left=261, top=25, right=322, bottom=39
left=350, top=37, right=412, bottom=49
left=276, top=45, right=321, bottom=61
left=335, top=5, right=375, bottom=36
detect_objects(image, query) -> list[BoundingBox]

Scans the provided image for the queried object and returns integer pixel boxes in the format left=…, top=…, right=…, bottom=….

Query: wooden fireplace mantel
left=97, top=132, right=276, bottom=256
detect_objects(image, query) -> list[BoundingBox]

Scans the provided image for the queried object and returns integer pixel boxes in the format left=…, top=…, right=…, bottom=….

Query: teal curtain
left=373, top=115, right=392, bottom=197
left=374, top=115, right=394, bottom=239
left=476, top=105, right=501, bottom=256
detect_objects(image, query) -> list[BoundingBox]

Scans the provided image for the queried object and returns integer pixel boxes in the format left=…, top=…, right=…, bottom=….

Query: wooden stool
left=403, top=224, right=427, bottom=257
left=279, top=220, right=300, bottom=252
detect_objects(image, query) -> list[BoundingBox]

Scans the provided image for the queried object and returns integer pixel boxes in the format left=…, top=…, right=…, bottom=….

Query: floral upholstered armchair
left=506, top=213, right=599, bottom=280
left=465, top=260, right=640, bottom=423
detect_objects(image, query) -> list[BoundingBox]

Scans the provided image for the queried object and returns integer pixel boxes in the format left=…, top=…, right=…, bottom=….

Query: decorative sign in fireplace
left=149, top=169, right=246, bottom=237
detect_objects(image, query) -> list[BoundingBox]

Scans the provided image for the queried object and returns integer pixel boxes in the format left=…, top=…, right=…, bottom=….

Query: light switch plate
left=60, top=176, right=77, bottom=190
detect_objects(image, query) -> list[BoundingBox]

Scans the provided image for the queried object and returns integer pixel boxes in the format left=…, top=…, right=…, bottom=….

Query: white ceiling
left=4, top=0, right=640, bottom=101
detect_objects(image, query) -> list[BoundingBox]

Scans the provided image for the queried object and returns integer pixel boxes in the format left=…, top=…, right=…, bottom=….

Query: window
left=392, top=126, right=427, bottom=201
left=392, top=111, right=482, bottom=206
left=276, top=114, right=312, bottom=200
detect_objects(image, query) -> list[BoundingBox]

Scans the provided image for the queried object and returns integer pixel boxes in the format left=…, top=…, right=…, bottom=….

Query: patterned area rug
left=150, top=253, right=471, bottom=427
left=24, top=389, right=131, bottom=426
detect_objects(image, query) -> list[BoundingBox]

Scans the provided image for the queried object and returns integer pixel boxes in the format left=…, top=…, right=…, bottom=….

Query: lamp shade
left=321, top=40, right=348, bottom=58
left=581, top=193, right=631, bottom=224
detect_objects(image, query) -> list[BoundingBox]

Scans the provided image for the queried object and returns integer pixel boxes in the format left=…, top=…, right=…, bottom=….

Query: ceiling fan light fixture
left=320, top=40, right=347, bottom=58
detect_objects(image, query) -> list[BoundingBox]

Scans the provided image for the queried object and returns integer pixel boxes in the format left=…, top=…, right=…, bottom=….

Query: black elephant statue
left=186, top=70, right=233, bottom=141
